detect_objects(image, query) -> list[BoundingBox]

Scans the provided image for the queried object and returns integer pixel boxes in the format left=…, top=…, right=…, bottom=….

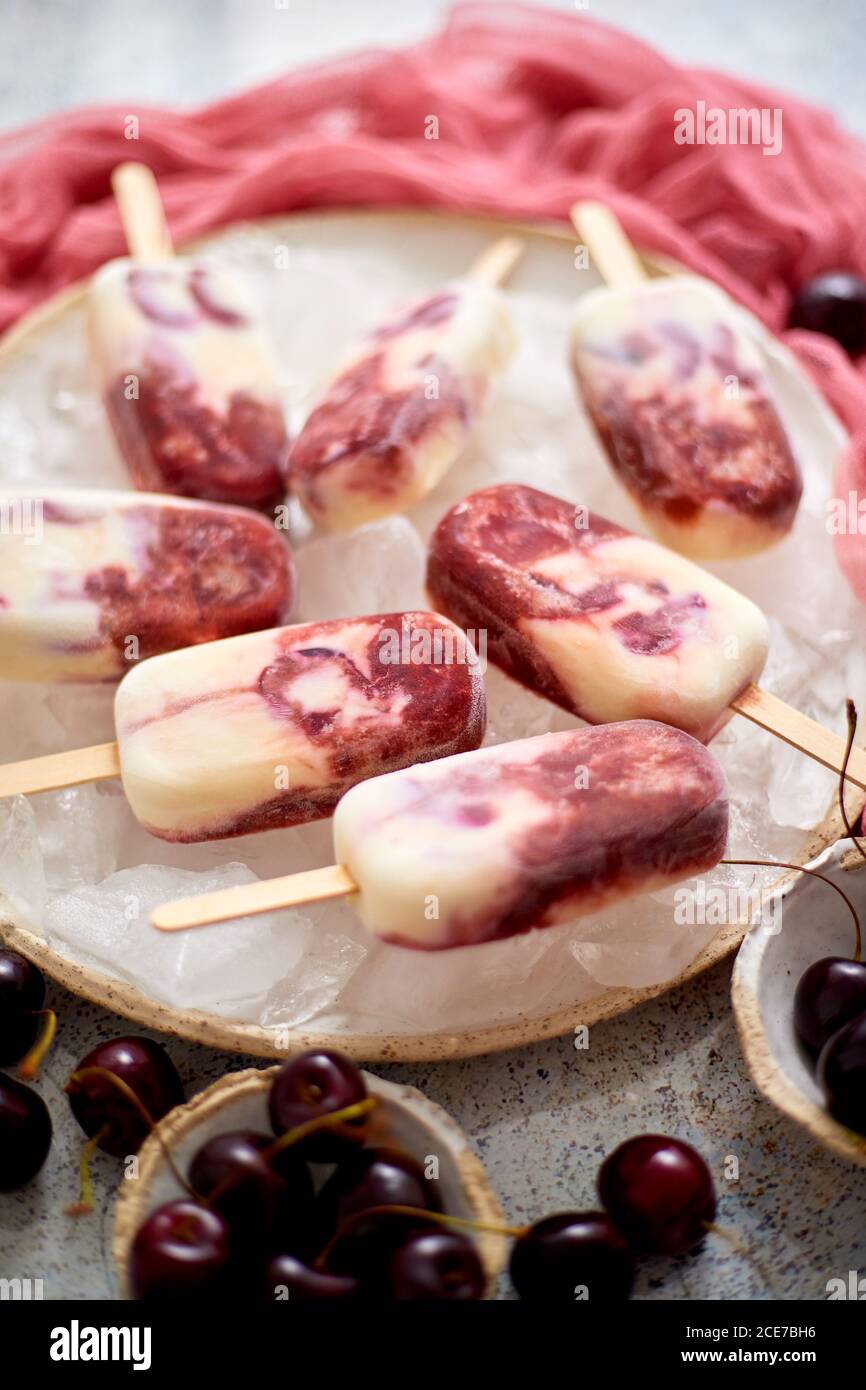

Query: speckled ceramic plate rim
left=732, top=840, right=866, bottom=1167
left=0, top=206, right=855, bottom=1063
left=111, top=1066, right=507, bottom=1298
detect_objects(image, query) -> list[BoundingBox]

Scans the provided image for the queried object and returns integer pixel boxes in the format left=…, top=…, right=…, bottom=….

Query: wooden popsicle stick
left=570, top=200, right=647, bottom=288
left=467, top=235, right=524, bottom=287
left=151, top=863, right=356, bottom=932
left=0, top=742, right=121, bottom=798
left=112, top=162, right=174, bottom=261
left=730, top=685, right=866, bottom=788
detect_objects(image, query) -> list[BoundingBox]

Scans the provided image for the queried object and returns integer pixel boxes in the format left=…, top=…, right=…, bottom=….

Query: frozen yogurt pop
left=427, top=482, right=768, bottom=743
left=0, top=612, right=485, bottom=843
left=569, top=202, right=801, bottom=560
left=426, top=482, right=866, bottom=786
left=90, top=164, right=289, bottom=509
left=288, top=238, right=521, bottom=530
left=0, top=489, right=293, bottom=681
left=149, top=721, right=729, bottom=949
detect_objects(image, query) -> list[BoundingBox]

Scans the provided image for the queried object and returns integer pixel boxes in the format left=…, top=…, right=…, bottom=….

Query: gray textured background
left=1, top=0, right=865, bottom=1302
left=1, top=0, right=865, bottom=137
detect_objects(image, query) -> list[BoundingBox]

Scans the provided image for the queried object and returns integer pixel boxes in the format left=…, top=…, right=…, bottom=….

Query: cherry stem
left=66, top=1125, right=109, bottom=1217
left=837, top=698, right=865, bottom=959
left=17, top=1008, right=56, bottom=1081
left=313, top=1201, right=527, bottom=1271
left=263, top=1096, right=378, bottom=1164
left=721, top=859, right=861, bottom=959
left=702, top=1221, right=781, bottom=1297
left=65, top=1066, right=194, bottom=1199
left=195, top=1096, right=379, bottom=1212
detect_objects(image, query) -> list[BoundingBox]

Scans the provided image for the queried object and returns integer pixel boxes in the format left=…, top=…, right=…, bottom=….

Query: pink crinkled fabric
left=1, top=2, right=865, bottom=548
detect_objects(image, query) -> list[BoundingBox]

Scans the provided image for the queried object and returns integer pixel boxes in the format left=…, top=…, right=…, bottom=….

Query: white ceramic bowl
left=112, top=1066, right=507, bottom=1297
left=732, top=841, right=866, bottom=1166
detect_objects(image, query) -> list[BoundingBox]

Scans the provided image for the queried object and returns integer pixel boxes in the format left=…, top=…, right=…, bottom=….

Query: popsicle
left=89, top=164, right=289, bottom=509
left=288, top=238, right=522, bottom=530
left=427, top=482, right=768, bottom=743
left=149, top=721, right=729, bottom=949
left=0, top=489, right=293, bottom=682
left=0, top=612, right=485, bottom=843
left=569, top=202, right=802, bottom=561
left=426, top=482, right=866, bottom=782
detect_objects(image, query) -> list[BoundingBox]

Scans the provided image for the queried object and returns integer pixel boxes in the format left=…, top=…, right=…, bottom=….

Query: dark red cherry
left=315, top=1145, right=437, bottom=1244
left=264, top=1252, right=358, bottom=1302
left=817, top=1012, right=866, bottom=1134
left=789, top=271, right=866, bottom=356
left=189, top=1130, right=312, bottom=1253
left=0, top=949, right=45, bottom=1066
left=0, top=1073, right=52, bottom=1190
left=794, top=957, right=866, bottom=1058
left=509, top=1211, right=635, bottom=1301
left=323, top=1210, right=429, bottom=1298
left=66, top=1036, right=184, bottom=1157
left=388, top=1228, right=484, bottom=1301
left=130, top=1199, right=232, bottom=1300
left=268, top=1049, right=367, bottom=1160
left=598, top=1135, right=716, bottom=1255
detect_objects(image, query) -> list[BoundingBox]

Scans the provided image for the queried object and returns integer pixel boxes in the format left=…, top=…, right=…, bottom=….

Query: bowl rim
left=731, top=840, right=866, bottom=1167
left=111, top=1065, right=508, bottom=1299
left=0, top=204, right=854, bottom=1062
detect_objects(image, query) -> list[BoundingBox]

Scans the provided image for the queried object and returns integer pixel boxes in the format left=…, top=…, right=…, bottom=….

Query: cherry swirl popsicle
left=149, top=721, right=729, bottom=949
left=0, top=489, right=293, bottom=681
left=288, top=240, right=521, bottom=531
left=569, top=203, right=801, bottom=561
left=570, top=277, right=802, bottom=560
left=427, top=483, right=768, bottom=744
left=89, top=165, right=289, bottom=509
left=0, top=612, right=485, bottom=843
left=427, top=483, right=866, bottom=783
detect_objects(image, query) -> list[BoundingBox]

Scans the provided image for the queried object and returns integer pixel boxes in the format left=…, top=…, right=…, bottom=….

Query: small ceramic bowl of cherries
left=733, top=840, right=866, bottom=1165
left=112, top=1054, right=510, bottom=1301
left=111, top=1047, right=725, bottom=1301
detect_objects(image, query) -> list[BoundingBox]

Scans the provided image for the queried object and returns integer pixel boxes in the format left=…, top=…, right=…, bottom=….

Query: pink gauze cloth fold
left=1, top=2, right=866, bottom=477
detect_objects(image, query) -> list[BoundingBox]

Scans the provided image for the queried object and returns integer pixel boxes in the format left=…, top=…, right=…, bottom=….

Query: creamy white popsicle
left=570, top=276, right=802, bottom=560
left=288, top=279, right=516, bottom=530
left=89, top=259, right=289, bottom=509
left=0, top=489, right=293, bottom=681
left=333, top=721, right=728, bottom=948
left=114, top=611, right=485, bottom=841
left=427, top=483, right=769, bottom=743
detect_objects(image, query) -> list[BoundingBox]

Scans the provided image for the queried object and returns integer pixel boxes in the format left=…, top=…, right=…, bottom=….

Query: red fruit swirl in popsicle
left=114, top=611, right=486, bottom=842
left=426, top=483, right=769, bottom=743
left=570, top=278, right=802, bottom=560
left=90, top=261, right=290, bottom=511
left=0, top=490, right=294, bottom=682
left=333, top=721, right=729, bottom=948
left=288, top=281, right=515, bottom=530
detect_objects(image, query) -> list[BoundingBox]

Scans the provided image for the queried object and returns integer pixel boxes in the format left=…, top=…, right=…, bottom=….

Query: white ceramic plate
left=0, top=209, right=858, bottom=1060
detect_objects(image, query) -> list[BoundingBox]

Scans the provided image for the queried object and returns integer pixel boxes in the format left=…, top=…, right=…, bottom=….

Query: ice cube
left=294, top=516, right=426, bottom=622
left=0, top=795, right=47, bottom=925
left=483, top=665, right=577, bottom=745
left=43, top=862, right=339, bottom=1023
